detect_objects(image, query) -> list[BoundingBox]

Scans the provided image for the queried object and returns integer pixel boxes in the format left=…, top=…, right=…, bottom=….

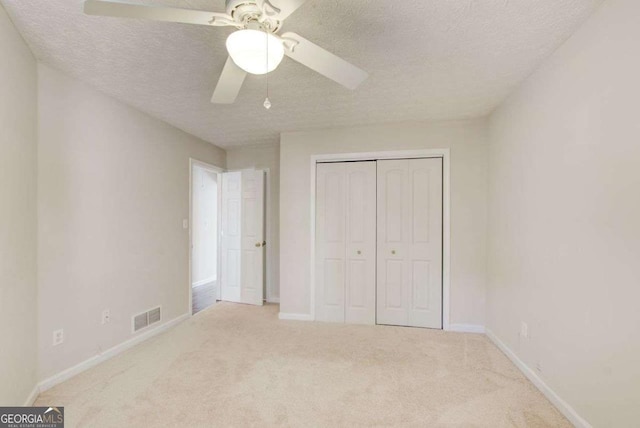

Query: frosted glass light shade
left=226, top=29, right=284, bottom=75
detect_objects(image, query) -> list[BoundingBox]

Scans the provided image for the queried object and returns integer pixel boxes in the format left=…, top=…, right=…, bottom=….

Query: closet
left=315, top=158, right=443, bottom=329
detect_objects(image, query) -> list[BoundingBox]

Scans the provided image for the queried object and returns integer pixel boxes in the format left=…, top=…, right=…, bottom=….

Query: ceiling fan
left=83, top=0, right=369, bottom=104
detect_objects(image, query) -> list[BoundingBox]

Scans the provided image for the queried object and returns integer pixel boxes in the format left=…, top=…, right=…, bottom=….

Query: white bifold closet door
left=315, top=161, right=376, bottom=324
left=220, top=169, right=265, bottom=306
left=377, top=158, right=443, bottom=328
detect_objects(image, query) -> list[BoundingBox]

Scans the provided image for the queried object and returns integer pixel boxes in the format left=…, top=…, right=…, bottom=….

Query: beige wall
left=37, top=64, right=225, bottom=380
left=487, top=0, right=640, bottom=425
left=0, top=4, right=38, bottom=405
left=280, top=119, right=488, bottom=325
left=226, top=143, right=280, bottom=301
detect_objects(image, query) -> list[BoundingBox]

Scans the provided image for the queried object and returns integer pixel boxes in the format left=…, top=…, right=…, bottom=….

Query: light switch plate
left=53, top=329, right=64, bottom=346
left=520, top=322, right=529, bottom=339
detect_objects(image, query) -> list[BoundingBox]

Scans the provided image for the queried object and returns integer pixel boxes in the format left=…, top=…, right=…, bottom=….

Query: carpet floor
left=35, top=303, right=570, bottom=427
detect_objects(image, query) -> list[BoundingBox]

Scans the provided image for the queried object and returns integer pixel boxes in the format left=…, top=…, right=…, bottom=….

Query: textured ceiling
left=2, top=0, right=602, bottom=148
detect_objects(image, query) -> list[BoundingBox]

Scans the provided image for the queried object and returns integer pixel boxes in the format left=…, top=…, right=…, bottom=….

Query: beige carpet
left=36, top=303, right=570, bottom=427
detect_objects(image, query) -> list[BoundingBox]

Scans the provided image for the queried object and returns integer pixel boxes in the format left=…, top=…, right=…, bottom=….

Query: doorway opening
left=189, top=161, right=269, bottom=316
left=191, top=162, right=221, bottom=315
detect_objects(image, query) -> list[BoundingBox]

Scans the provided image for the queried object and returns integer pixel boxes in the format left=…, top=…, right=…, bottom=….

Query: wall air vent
left=148, top=307, right=161, bottom=324
left=132, top=306, right=162, bottom=333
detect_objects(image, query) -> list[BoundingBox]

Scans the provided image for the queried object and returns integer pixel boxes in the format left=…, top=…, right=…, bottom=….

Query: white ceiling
left=2, top=0, right=602, bottom=148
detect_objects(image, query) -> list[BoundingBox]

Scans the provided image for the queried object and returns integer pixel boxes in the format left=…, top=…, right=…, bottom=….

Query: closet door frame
left=309, top=149, right=451, bottom=330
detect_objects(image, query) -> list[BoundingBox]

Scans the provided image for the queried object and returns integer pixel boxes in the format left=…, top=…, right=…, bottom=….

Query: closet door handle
left=357, top=250, right=361, bottom=255
left=391, top=250, right=396, bottom=255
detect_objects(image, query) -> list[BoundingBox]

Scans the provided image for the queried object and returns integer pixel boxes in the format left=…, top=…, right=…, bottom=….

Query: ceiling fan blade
left=280, top=32, right=368, bottom=90
left=84, top=0, right=235, bottom=27
left=211, top=57, right=247, bottom=104
left=262, top=0, right=308, bottom=20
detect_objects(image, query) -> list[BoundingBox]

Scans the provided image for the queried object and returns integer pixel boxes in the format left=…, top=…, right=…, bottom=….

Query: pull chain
left=263, top=27, right=272, bottom=110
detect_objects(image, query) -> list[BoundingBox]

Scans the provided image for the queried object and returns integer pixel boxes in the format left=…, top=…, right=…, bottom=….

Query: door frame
left=188, top=158, right=224, bottom=316
left=263, top=168, right=275, bottom=303
left=309, top=149, right=451, bottom=330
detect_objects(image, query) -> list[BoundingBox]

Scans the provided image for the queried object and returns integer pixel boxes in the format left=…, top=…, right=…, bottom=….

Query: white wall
left=0, top=4, right=38, bottom=405
left=487, top=0, right=640, bottom=425
left=280, top=120, right=488, bottom=325
left=191, top=166, right=217, bottom=286
left=226, top=143, right=280, bottom=301
left=37, top=64, right=226, bottom=380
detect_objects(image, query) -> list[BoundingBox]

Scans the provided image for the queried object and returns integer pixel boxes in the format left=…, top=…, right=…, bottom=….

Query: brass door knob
left=255, top=242, right=261, bottom=248
left=391, top=250, right=396, bottom=255
left=357, top=250, right=362, bottom=255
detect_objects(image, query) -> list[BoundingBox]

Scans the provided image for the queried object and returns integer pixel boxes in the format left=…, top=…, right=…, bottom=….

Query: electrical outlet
left=102, top=309, right=111, bottom=325
left=520, top=322, right=529, bottom=339
left=52, top=329, right=64, bottom=346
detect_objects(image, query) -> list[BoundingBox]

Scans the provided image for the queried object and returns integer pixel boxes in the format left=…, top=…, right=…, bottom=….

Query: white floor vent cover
left=132, top=306, right=161, bottom=333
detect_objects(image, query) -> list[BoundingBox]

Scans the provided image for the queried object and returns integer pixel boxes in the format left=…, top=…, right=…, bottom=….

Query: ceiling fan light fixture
left=226, top=29, right=284, bottom=75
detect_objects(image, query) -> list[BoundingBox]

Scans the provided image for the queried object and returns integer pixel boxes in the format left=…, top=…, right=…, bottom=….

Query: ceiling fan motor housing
left=226, top=0, right=282, bottom=33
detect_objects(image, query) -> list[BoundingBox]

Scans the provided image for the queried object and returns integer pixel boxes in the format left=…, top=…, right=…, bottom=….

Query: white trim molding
left=278, top=312, right=314, bottom=321
left=39, top=313, right=190, bottom=393
left=23, top=384, right=40, bottom=406
left=449, top=324, right=485, bottom=334
left=192, top=277, right=216, bottom=288
left=263, top=168, right=276, bottom=304
left=309, top=148, right=452, bottom=329
left=486, top=329, right=592, bottom=428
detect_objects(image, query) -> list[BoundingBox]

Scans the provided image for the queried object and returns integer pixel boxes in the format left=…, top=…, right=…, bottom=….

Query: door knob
left=262, top=241, right=267, bottom=247
left=357, top=250, right=361, bottom=255
left=255, top=242, right=261, bottom=248
left=391, top=250, right=396, bottom=255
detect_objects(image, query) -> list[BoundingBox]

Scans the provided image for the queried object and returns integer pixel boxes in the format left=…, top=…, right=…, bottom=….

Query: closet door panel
left=315, top=163, right=347, bottom=322
left=376, top=160, right=411, bottom=326
left=408, top=158, right=443, bottom=328
left=347, top=260, right=366, bottom=308
left=384, top=169, right=404, bottom=242
left=345, top=162, right=376, bottom=325
left=376, top=158, right=443, bottom=329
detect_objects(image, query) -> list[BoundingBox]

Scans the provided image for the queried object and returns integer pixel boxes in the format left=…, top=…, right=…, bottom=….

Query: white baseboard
left=486, top=329, right=592, bottom=428
left=23, top=384, right=40, bottom=406
left=278, top=312, right=313, bottom=321
left=39, top=313, right=190, bottom=393
left=449, top=324, right=485, bottom=334
left=192, top=277, right=216, bottom=288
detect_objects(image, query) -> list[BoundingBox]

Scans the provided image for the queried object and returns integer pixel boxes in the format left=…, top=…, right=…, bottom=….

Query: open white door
left=221, top=171, right=242, bottom=303
left=240, top=169, right=265, bottom=305
left=220, top=169, right=265, bottom=305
